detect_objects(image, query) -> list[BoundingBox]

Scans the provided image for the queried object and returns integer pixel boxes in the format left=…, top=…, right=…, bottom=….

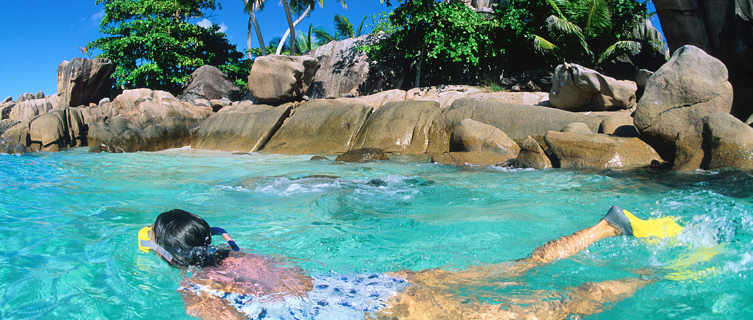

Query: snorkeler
left=138, top=207, right=684, bottom=320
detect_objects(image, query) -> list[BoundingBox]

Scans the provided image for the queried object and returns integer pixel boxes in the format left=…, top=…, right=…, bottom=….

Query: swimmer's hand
left=227, top=240, right=240, bottom=252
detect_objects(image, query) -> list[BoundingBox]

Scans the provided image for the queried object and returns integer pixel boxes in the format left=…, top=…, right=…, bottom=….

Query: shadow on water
left=603, top=168, right=753, bottom=199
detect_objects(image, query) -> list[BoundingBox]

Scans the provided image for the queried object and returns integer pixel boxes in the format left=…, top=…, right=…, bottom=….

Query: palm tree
left=312, top=27, right=335, bottom=45
left=278, top=0, right=347, bottom=55
left=533, top=0, right=656, bottom=66
left=244, top=0, right=267, bottom=57
left=333, top=15, right=367, bottom=40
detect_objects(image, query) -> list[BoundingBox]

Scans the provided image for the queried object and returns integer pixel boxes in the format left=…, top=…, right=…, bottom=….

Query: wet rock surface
left=335, top=148, right=389, bottom=163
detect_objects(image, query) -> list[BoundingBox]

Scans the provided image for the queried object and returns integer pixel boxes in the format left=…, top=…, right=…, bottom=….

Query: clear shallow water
left=0, top=148, right=752, bottom=319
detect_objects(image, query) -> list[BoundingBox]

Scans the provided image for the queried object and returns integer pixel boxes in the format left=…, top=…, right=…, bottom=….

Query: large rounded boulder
left=351, top=100, right=450, bottom=154
left=633, top=45, right=733, bottom=170
left=87, top=89, right=212, bottom=152
left=248, top=55, right=319, bottom=104
left=701, top=112, right=753, bottom=170
left=262, top=99, right=372, bottom=155
left=56, top=58, right=114, bottom=108
left=192, top=102, right=292, bottom=152
left=549, top=63, right=637, bottom=111
left=444, top=97, right=602, bottom=142
left=180, top=65, right=242, bottom=102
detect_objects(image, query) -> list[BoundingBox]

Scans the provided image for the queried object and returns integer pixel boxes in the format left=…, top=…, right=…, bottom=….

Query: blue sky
left=0, top=0, right=661, bottom=99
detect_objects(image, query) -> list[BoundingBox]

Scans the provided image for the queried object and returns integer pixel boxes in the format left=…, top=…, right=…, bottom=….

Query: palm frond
left=334, top=14, right=354, bottom=39
left=312, top=27, right=335, bottom=45
left=597, top=40, right=641, bottom=63
left=584, top=0, right=611, bottom=37
left=544, top=0, right=566, bottom=18
left=545, top=15, right=591, bottom=56
left=245, top=0, right=266, bottom=12
left=356, top=16, right=368, bottom=37
left=533, top=35, right=559, bottom=54
left=545, top=15, right=583, bottom=38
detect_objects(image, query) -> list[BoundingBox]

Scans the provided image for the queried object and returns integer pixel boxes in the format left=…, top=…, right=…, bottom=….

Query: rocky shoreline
left=1, top=43, right=751, bottom=172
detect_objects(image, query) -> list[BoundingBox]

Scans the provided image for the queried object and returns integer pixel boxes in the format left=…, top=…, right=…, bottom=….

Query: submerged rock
left=335, top=148, right=389, bottom=162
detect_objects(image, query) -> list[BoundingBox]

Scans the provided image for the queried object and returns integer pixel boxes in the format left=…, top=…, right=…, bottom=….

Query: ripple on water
left=1, top=149, right=753, bottom=319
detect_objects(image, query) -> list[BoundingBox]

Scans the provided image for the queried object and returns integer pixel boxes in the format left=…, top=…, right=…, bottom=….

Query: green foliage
left=364, top=0, right=503, bottom=87
left=526, top=0, right=647, bottom=66
left=90, top=0, right=251, bottom=95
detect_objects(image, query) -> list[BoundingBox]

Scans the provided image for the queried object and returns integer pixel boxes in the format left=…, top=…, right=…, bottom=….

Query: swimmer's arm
left=182, top=291, right=245, bottom=320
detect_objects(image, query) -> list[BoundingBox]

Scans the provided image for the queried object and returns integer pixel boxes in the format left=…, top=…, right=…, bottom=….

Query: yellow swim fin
left=604, top=206, right=684, bottom=239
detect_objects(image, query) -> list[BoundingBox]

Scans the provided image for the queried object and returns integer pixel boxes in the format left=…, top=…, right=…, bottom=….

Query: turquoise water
left=1, top=148, right=752, bottom=319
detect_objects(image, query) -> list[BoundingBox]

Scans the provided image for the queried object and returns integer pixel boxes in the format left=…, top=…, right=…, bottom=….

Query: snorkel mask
left=138, top=226, right=174, bottom=263
left=137, top=226, right=240, bottom=261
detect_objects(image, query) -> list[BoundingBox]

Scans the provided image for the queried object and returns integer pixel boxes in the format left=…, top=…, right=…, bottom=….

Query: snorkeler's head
left=152, top=209, right=229, bottom=268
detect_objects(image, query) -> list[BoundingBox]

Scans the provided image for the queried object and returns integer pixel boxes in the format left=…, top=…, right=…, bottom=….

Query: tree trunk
left=283, top=0, right=297, bottom=55
left=415, top=53, right=423, bottom=88
left=250, top=4, right=266, bottom=56
left=244, top=0, right=267, bottom=58
left=276, top=4, right=311, bottom=55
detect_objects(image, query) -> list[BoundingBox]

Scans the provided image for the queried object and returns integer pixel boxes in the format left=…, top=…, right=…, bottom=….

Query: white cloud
left=197, top=18, right=212, bottom=29
left=90, top=10, right=105, bottom=22
left=196, top=18, right=229, bottom=33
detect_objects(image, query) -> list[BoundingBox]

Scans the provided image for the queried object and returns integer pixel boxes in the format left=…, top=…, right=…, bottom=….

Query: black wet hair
left=153, top=209, right=229, bottom=268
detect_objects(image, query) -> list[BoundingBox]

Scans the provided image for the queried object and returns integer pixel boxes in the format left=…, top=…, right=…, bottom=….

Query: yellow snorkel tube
left=137, top=226, right=174, bottom=262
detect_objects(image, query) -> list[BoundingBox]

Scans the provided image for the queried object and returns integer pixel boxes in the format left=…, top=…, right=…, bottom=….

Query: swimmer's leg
left=400, top=217, right=622, bottom=284
left=377, top=278, right=651, bottom=320
left=485, top=205, right=683, bottom=277
left=477, top=277, right=652, bottom=320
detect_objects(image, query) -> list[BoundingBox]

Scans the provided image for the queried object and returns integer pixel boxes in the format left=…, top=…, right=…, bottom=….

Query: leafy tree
left=364, top=0, right=502, bottom=87
left=90, top=0, right=250, bottom=94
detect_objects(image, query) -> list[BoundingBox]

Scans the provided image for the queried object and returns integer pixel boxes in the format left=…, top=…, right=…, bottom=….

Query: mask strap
left=210, top=227, right=240, bottom=251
